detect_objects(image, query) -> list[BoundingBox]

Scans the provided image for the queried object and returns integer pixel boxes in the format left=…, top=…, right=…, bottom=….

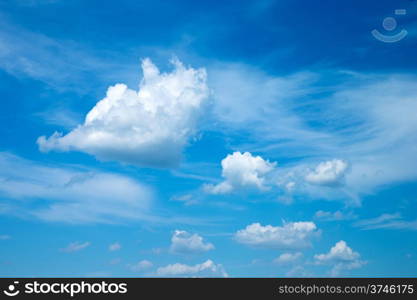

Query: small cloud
left=128, top=260, right=153, bottom=272
left=314, top=240, right=365, bottom=276
left=277, top=195, right=293, bottom=205
left=171, top=194, right=198, bottom=206
left=274, top=252, right=303, bottom=265
left=109, top=242, right=121, bottom=252
left=109, top=258, right=121, bottom=265
left=0, top=235, right=11, bottom=240
left=204, top=152, right=276, bottom=194
left=156, top=260, right=227, bottom=277
left=61, top=241, right=91, bottom=253
left=314, top=210, right=356, bottom=222
left=234, top=221, right=320, bottom=250
left=151, top=248, right=164, bottom=255
left=305, top=159, right=348, bottom=186
left=170, top=230, right=214, bottom=254
left=250, top=258, right=264, bottom=265
left=285, top=182, right=296, bottom=192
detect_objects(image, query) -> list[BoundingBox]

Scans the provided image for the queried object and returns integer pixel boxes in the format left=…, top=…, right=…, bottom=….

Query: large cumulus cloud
left=37, top=58, right=209, bottom=168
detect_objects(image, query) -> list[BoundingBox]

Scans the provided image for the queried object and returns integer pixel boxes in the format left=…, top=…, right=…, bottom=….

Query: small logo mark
left=372, top=9, right=408, bottom=43
left=3, top=282, right=20, bottom=297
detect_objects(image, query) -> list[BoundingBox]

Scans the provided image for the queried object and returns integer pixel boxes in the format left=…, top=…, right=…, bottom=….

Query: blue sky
left=0, top=0, right=417, bottom=277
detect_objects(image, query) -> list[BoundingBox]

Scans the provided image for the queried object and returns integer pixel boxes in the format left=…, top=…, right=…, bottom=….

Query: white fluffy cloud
left=204, top=152, right=276, bottom=194
left=61, top=241, right=90, bottom=253
left=156, top=260, right=227, bottom=277
left=314, top=241, right=359, bottom=262
left=234, top=221, right=319, bottom=249
left=37, top=58, right=209, bottom=168
left=274, top=252, right=303, bottom=265
left=211, top=65, right=417, bottom=201
left=305, top=159, right=348, bottom=186
left=0, top=152, right=153, bottom=223
left=170, top=230, right=214, bottom=254
left=314, top=240, right=365, bottom=276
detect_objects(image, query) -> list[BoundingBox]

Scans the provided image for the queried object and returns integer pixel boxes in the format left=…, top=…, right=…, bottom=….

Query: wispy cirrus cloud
left=354, top=213, right=417, bottom=230
left=0, top=12, right=137, bottom=93
left=314, top=210, right=356, bottom=222
left=61, top=241, right=91, bottom=253
left=0, top=152, right=153, bottom=224
left=0, top=152, right=222, bottom=226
